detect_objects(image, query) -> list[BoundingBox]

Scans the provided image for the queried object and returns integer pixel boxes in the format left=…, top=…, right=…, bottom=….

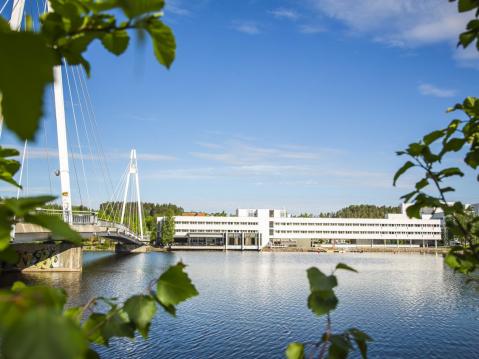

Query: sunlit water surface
left=2, top=251, right=479, bottom=358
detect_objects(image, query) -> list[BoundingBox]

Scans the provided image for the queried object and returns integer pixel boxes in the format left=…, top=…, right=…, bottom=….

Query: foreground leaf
left=307, top=267, right=337, bottom=291
left=285, top=342, right=304, bottom=359
left=101, top=30, right=130, bottom=56
left=0, top=31, right=55, bottom=140
left=308, top=289, right=338, bottom=316
left=123, top=295, right=157, bottom=338
left=1, top=308, right=88, bottom=359
left=335, top=263, right=358, bottom=273
left=23, top=213, right=82, bottom=244
left=147, top=20, right=176, bottom=68
left=155, top=262, right=198, bottom=315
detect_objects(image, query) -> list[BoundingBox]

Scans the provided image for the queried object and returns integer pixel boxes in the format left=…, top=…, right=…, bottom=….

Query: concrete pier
left=3, top=243, right=83, bottom=272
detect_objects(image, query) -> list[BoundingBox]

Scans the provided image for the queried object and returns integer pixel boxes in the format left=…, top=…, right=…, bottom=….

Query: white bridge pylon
left=120, top=149, right=144, bottom=240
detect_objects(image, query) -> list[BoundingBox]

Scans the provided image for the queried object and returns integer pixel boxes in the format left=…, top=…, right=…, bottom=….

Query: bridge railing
left=97, top=220, right=147, bottom=242
left=35, top=208, right=99, bottom=225
left=33, top=209, right=147, bottom=243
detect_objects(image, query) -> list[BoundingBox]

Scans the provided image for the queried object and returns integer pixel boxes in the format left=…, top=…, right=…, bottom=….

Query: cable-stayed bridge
left=1, top=0, right=149, bottom=269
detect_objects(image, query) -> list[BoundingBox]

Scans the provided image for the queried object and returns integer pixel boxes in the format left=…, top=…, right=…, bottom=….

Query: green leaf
left=459, top=30, right=476, bottom=47
left=443, top=138, right=466, bottom=152
left=4, top=196, right=56, bottom=216
left=0, top=17, right=9, bottom=32
left=406, top=203, right=421, bottom=219
left=438, top=167, right=464, bottom=179
left=155, top=262, right=198, bottom=316
left=415, top=178, right=429, bottom=191
left=100, top=310, right=135, bottom=344
left=119, top=0, right=165, bottom=18
left=347, top=328, right=372, bottom=359
left=0, top=245, right=19, bottom=264
left=308, top=290, right=338, bottom=316
left=11, top=285, right=67, bottom=311
left=0, top=31, right=55, bottom=140
left=101, top=30, right=130, bottom=56
left=423, top=130, right=444, bottom=145
left=393, top=161, right=415, bottom=186
left=407, top=143, right=424, bottom=156
left=465, top=149, right=479, bottom=168
left=83, top=313, right=107, bottom=345
left=458, top=0, right=479, bottom=12
left=123, top=295, right=157, bottom=338
left=147, top=20, right=176, bottom=68
left=307, top=267, right=337, bottom=291
left=1, top=308, right=88, bottom=359
left=85, top=349, right=101, bottom=359
left=400, top=190, right=417, bottom=203
left=11, top=281, right=26, bottom=292
left=285, top=342, right=305, bottom=359
left=63, top=306, right=84, bottom=324
left=445, top=253, right=461, bottom=269
left=86, top=0, right=117, bottom=13
left=335, top=263, right=358, bottom=273
left=23, top=213, right=82, bottom=244
left=0, top=146, right=21, bottom=187
left=328, top=335, right=352, bottom=359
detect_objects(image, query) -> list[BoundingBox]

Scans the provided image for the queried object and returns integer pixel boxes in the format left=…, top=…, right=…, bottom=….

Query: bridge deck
left=14, top=221, right=146, bottom=246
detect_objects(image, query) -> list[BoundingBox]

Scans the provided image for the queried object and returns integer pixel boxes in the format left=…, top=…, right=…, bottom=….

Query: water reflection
left=1, top=251, right=478, bottom=358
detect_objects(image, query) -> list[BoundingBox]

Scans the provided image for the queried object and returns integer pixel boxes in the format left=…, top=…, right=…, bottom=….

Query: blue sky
left=2, top=0, right=479, bottom=213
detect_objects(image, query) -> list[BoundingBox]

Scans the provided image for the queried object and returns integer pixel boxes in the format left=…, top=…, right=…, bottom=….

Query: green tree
left=161, top=211, right=175, bottom=246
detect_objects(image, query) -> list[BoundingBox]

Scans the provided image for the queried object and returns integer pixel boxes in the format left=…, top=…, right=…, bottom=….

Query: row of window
left=176, top=229, right=259, bottom=234
left=274, top=230, right=440, bottom=235
left=174, top=221, right=441, bottom=228
left=175, top=221, right=259, bottom=226
left=274, top=222, right=441, bottom=227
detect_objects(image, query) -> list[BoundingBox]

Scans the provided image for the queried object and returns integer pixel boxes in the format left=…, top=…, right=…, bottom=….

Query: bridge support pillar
left=2, top=243, right=82, bottom=272
left=115, top=243, right=147, bottom=253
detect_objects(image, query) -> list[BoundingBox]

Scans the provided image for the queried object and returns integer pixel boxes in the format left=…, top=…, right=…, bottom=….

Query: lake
left=2, top=251, right=478, bottom=358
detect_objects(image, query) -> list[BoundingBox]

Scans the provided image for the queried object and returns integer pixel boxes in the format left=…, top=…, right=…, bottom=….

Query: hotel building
left=157, top=204, right=446, bottom=250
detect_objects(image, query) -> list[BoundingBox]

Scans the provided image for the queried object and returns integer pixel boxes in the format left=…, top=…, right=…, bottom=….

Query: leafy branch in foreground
left=0, top=262, right=198, bottom=359
left=393, top=97, right=479, bottom=278
left=286, top=264, right=372, bottom=359
left=0, top=0, right=175, bottom=141
left=0, top=2, right=200, bottom=357
left=393, top=0, right=479, bottom=280
left=0, top=0, right=177, bottom=260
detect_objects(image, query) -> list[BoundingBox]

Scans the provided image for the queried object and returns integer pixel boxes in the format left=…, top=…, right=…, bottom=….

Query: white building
left=157, top=206, right=444, bottom=250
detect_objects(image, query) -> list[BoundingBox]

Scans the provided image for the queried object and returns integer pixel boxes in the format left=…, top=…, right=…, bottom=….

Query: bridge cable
left=64, top=61, right=91, bottom=208
left=34, top=0, right=54, bottom=198
left=103, top=163, right=128, bottom=221
left=0, top=0, right=11, bottom=16
left=75, top=68, right=114, bottom=201
left=70, top=63, right=100, bottom=207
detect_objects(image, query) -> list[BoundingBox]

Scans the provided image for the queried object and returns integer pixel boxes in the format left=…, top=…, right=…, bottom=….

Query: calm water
left=2, top=251, right=479, bottom=358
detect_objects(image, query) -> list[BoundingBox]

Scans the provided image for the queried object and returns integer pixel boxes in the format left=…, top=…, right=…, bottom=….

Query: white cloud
left=418, top=83, right=456, bottom=98
left=309, top=0, right=477, bottom=65
left=164, top=0, right=190, bottom=16
left=299, top=24, right=326, bottom=34
left=454, top=45, right=479, bottom=68
left=4, top=144, right=175, bottom=162
left=270, top=8, right=300, bottom=20
left=190, top=140, right=323, bottom=166
left=232, top=21, right=261, bottom=34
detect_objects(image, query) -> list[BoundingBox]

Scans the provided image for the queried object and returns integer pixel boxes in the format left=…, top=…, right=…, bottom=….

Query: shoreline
left=261, top=247, right=449, bottom=254
left=82, top=246, right=449, bottom=254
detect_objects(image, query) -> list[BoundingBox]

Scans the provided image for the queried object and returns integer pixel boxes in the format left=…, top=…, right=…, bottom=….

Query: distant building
left=157, top=205, right=444, bottom=250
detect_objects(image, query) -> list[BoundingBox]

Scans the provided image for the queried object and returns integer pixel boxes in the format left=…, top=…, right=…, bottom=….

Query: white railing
left=35, top=208, right=146, bottom=243
left=35, top=208, right=98, bottom=225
